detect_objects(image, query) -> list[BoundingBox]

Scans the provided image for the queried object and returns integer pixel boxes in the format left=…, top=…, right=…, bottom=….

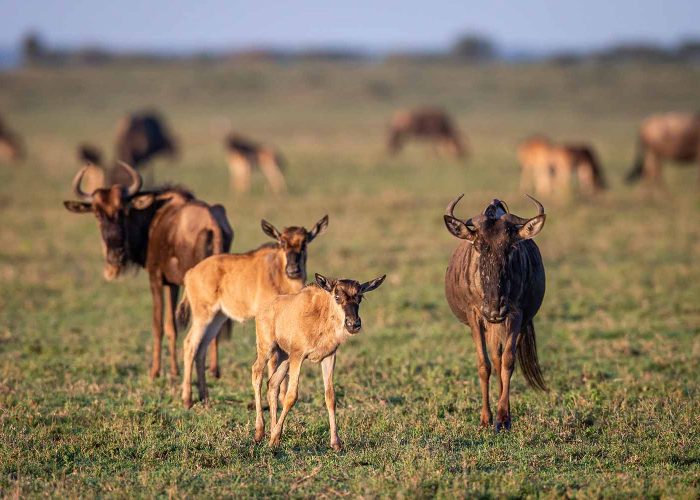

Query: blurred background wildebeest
left=387, top=107, right=468, bottom=159
left=224, top=132, right=286, bottom=194
left=0, top=113, right=24, bottom=162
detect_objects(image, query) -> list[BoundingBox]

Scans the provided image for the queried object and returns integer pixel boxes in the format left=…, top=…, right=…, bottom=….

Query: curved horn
left=526, top=194, right=544, bottom=216
left=118, top=161, right=142, bottom=197
left=500, top=199, right=510, bottom=214
left=71, top=166, right=93, bottom=201
left=445, top=193, right=464, bottom=218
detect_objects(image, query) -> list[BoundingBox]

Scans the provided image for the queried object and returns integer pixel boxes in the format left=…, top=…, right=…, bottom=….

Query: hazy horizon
left=1, top=0, right=699, bottom=53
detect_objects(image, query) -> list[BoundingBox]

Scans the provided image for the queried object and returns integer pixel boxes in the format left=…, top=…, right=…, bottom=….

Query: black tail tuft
left=517, top=321, right=548, bottom=391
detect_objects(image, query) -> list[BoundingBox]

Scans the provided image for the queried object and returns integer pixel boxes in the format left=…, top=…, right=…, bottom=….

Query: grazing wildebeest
left=387, top=107, right=467, bottom=158
left=0, top=115, right=24, bottom=163
left=518, top=135, right=606, bottom=196
left=253, top=273, right=386, bottom=449
left=443, top=195, right=547, bottom=431
left=225, top=133, right=287, bottom=194
left=63, top=163, right=233, bottom=379
left=177, top=215, right=329, bottom=409
left=626, top=112, right=700, bottom=185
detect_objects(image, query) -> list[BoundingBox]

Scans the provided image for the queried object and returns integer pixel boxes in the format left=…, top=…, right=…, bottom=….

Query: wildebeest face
left=261, top=215, right=329, bottom=280
left=63, top=163, right=144, bottom=281
left=444, top=195, right=546, bottom=324
left=316, top=273, right=386, bottom=334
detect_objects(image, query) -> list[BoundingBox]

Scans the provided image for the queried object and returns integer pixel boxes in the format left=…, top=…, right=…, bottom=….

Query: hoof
left=210, top=367, right=221, bottom=379
left=254, top=428, right=265, bottom=443
left=331, top=441, right=343, bottom=452
left=269, top=437, right=281, bottom=448
left=495, top=420, right=511, bottom=432
left=149, top=369, right=160, bottom=380
left=183, top=398, right=193, bottom=409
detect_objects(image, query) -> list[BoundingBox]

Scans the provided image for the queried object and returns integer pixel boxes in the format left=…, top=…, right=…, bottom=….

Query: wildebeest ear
left=443, top=215, right=476, bottom=241
left=518, top=215, right=546, bottom=240
left=360, top=274, right=386, bottom=294
left=307, top=215, right=329, bottom=242
left=63, top=201, right=92, bottom=213
left=129, top=193, right=155, bottom=210
left=315, top=273, right=335, bottom=292
left=261, top=219, right=281, bottom=240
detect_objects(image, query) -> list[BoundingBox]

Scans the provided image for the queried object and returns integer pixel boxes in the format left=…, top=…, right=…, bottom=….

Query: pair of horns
left=72, top=161, right=142, bottom=201
left=445, top=194, right=544, bottom=227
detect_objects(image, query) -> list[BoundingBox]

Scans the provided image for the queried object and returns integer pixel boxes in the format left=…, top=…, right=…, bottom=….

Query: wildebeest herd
left=1, top=106, right=697, bottom=450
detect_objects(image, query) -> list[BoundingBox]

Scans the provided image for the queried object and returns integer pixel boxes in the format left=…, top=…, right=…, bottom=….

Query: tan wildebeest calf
left=253, top=273, right=386, bottom=450
left=0, top=115, right=24, bottom=163
left=518, top=135, right=606, bottom=196
left=177, top=215, right=328, bottom=408
left=225, top=133, right=287, bottom=194
left=626, top=112, right=700, bottom=185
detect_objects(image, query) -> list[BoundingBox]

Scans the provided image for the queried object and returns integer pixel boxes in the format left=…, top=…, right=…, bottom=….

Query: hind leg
left=195, top=312, right=228, bottom=404
left=209, top=320, right=232, bottom=378
left=182, top=317, right=210, bottom=408
left=259, top=153, right=287, bottom=194
left=163, top=284, right=180, bottom=378
left=228, top=153, right=251, bottom=193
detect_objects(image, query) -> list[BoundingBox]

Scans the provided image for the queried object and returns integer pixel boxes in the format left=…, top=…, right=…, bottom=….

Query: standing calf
left=387, top=107, right=467, bottom=158
left=253, top=273, right=386, bottom=450
left=178, top=215, right=328, bottom=408
left=444, top=195, right=547, bottom=431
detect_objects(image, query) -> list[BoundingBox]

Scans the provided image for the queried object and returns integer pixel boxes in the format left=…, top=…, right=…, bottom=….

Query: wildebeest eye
left=334, top=294, right=340, bottom=302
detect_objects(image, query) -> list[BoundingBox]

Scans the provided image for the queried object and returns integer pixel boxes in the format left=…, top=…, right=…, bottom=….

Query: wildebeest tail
left=625, top=138, right=644, bottom=184
left=176, top=287, right=191, bottom=329
left=518, top=321, right=548, bottom=391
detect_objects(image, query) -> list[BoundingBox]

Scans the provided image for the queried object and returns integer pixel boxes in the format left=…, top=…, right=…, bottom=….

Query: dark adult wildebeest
left=626, top=112, right=700, bottom=185
left=387, top=107, right=467, bottom=158
left=444, top=195, right=547, bottom=431
left=0, top=114, right=24, bottom=163
left=77, top=111, right=178, bottom=187
left=63, top=162, right=233, bottom=379
left=224, top=133, right=286, bottom=194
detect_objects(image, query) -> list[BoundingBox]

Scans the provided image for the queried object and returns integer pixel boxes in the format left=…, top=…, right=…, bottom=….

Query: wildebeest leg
left=321, top=353, right=342, bottom=451
left=195, top=312, right=227, bottom=405
left=470, top=316, right=492, bottom=427
left=252, top=343, right=275, bottom=443
left=208, top=336, right=220, bottom=378
left=643, top=150, right=663, bottom=187
left=182, top=318, right=207, bottom=408
left=268, top=350, right=289, bottom=403
left=228, top=153, right=251, bottom=193
left=149, top=276, right=164, bottom=379
left=267, top=353, right=290, bottom=430
left=496, top=329, right=519, bottom=432
left=486, top=329, right=503, bottom=401
left=258, top=152, right=287, bottom=194
left=163, top=284, right=180, bottom=377
left=269, top=355, right=304, bottom=447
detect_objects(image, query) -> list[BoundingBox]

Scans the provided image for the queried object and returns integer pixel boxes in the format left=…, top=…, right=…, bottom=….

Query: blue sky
left=1, top=0, right=699, bottom=52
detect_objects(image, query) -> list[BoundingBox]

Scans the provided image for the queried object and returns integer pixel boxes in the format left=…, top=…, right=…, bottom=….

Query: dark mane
left=143, top=184, right=195, bottom=200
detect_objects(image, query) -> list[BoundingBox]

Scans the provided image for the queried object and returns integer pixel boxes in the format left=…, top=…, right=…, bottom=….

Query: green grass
left=1, top=60, right=699, bottom=497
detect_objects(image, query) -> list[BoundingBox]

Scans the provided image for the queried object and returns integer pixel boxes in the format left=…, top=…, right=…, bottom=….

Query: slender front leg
left=321, top=353, right=341, bottom=451
left=486, top=328, right=503, bottom=401
left=496, top=330, right=518, bottom=432
left=149, top=276, right=164, bottom=379
left=268, top=351, right=288, bottom=404
left=268, top=357, right=290, bottom=430
left=258, top=152, right=287, bottom=194
left=470, top=315, right=492, bottom=427
left=269, top=356, right=304, bottom=447
left=163, top=284, right=180, bottom=377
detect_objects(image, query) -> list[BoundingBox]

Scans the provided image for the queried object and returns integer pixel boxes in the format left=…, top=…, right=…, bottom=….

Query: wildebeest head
left=444, top=195, right=546, bottom=323
left=63, top=162, right=155, bottom=281
left=261, top=215, right=329, bottom=281
left=315, top=273, right=386, bottom=333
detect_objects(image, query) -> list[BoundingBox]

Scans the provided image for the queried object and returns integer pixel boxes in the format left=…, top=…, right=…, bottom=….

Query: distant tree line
left=19, top=31, right=700, bottom=68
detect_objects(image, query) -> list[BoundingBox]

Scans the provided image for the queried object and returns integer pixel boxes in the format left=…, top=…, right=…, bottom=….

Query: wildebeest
left=225, top=133, right=287, bottom=194
left=0, top=114, right=24, bottom=163
left=253, top=272, right=386, bottom=449
left=443, top=195, right=547, bottom=431
left=626, top=112, right=700, bottom=184
left=387, top=107, right=467, bottom=158
left=77, top=111, right=178, bottom=187
left=518, top=135, right=606, bottom=196
left=63, top=163, right=233, bottom=379
left=177, top=215, right=329, bottom=409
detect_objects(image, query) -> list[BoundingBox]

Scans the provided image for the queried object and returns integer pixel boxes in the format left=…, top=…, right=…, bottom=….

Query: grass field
left=0, top=60, right=699, bottom=497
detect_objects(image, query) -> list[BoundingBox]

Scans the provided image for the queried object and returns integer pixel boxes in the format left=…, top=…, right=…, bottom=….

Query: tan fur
left=180, top=217, right=328, bottom=408
left=252, top=274, right=385, bottom=450
left=225, top=133, right=286, bottom=194
left=518, top=136, right=605, bottom=196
